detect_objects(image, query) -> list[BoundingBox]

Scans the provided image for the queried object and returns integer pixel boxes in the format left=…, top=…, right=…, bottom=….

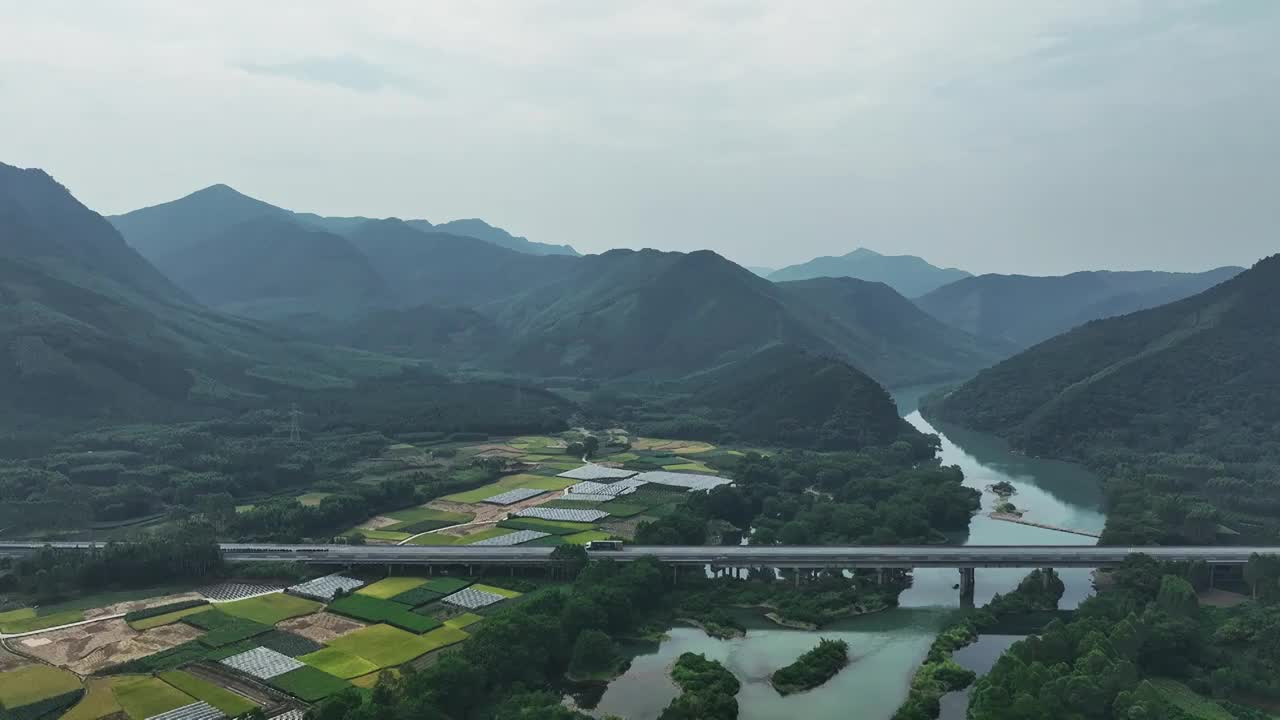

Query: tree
left=1156, top=575, right=1199, bottom=618
left=569, top=629, right=619, bottom=677
left=583, top=435, right=601, bottom=459
left=551, top=544, right=589, bottom=579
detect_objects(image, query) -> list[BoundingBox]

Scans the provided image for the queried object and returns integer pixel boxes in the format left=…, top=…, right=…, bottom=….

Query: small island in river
left=770, top=638, right=851, bottom=695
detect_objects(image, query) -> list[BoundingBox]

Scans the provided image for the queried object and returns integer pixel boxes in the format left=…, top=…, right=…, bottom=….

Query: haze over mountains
left=916, top=268, right=1244, bottom=351
left=768, top=248, right=972, bottom=297
left=108, top=183, right=578, bottom=261
left=2, top=161, right=1264, bottom=433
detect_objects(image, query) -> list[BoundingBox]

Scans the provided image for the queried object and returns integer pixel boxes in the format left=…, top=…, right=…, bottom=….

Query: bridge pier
left=959, top=567, right=975, bottom=608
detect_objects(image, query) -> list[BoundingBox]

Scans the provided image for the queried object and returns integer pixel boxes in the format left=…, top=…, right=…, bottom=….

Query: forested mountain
left=775, top=277, right=1012, bottom=383
left=916, top=267, right=1243, bottom=351
left=485, top=249, right=997, bottom=387
left=148, top=216, right=394, bottom=321
left=109, top=184, right=577, bottom=260
left=345, top=219, right=577, bottom=308
left=0, top=162, right=572, bottom=433
left=931, top=255, right=1280, bottom=541
left=768, top=248, right=970, bottom=297
left=685, top=346, right=917, bottom=449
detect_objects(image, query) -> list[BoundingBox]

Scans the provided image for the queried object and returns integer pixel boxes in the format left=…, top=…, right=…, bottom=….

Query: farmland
left=218, top=593, right=322, bottom=625
left=327, top=624, right=443, bottom=668
left=156, top=670, right=258, bottom=716
left=355, top=577, right=428, bottom=600
left=0, top=433, right=728, bottom=717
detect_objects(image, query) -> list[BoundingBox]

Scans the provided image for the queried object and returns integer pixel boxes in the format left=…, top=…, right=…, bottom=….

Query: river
left=583, top=391, right=1106, bottom=720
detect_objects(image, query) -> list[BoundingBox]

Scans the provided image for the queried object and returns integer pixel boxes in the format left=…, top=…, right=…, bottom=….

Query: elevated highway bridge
left=0, top=541, right=1271, bottom=568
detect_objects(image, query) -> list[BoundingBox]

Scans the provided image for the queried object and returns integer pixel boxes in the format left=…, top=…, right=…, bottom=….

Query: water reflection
left=585, top=388, right=1108, bottom=719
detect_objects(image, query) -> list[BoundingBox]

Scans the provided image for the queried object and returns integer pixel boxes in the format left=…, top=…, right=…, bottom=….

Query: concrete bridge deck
left=0, top=542, right=1274, bottom=569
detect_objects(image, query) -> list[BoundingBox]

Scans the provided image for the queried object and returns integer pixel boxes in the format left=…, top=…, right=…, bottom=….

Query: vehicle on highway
left=586, top=540, right=624, bottom=551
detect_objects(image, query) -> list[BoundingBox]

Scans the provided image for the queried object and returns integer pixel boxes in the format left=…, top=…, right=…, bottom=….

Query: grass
left=499, top=517, right=596, bottom=533
left=422, top=578, right=473, bottom=594
left=0, top=664, right=81, bottom=709
left=110, top=675, right=194, bottom=720
left=665, top=462, right=717, bottom=473
left=327, top=624, right=441, bottom=668
left=460, top=528, right=521, bottom=544
left=158, top=671, right=257, bottom=716
left=328, top=595, right=442, bottom=633
left=471, top=584, right=522, bottom=599
left=408, top=533, right=464, bottom=546
left=443, top=613, right=485, bottom=630
left=441, top=474, right=576, bottom=503
left=268, top=666, right=351, bottom=702
left=197, top=618, right=273, bottom=648
left=218, top=593, right=321, bottom=625
left=388, top=586, right=444, bottom=607
left=418, top=626, right=470, bottom=652
left=299, top=648, right=381, bottom=680
left=350, top=529, right=413, bottom=542
left=1150, top=678, right=1234, bottom=720
left=564, top=530, right=612, bottom=545
left=356, top=577, right=429, bottom=600
left=0, top=608, right=35, bottom=625
left=384, top=506, right=472, bottom=525
left=60, top=678, right=122, bottom=720
left=130, top=604, right=213, bottom=631
left=297, top=492, right=332, bottom=507
left=0, top=609, right=84, bottom=634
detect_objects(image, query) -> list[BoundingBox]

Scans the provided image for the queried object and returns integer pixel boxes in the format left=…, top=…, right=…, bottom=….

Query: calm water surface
left=586, top=389, right=1106, bottom=720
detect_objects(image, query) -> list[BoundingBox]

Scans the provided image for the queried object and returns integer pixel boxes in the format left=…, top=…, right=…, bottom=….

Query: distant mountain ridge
left=932, top=254, right=1280, bottom=460
left=109, top=183, right=578, bottom=259
left=768, top=248, right=971, bottom=297
left=0, top=162, right=422, bottom=425
left=478, top=248, right=1003, bottom=387
left=915, top=267, right=1244, bottom=351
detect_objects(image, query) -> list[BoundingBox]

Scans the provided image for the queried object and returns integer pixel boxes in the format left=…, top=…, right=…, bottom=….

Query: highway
left=1, top=542, right=1277, bottom=569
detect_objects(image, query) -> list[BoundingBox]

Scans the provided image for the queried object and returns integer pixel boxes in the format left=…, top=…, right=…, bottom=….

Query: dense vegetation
left=0, top=526, right=223, bottom=602
left=916, top=267, right=1241, bottom=351
left=894, top=568, right=1065, bottom=720
left=660, top=653, right=740, bottom=720
left=309, top=557, right=671, bottom=720
left=967, top=554, right=1280, bottom=719
left=770, top=638, right=849, bottom=695
left=931, top=255, right=1280, bottom=542
left=635, top=441, right=978, bottom=548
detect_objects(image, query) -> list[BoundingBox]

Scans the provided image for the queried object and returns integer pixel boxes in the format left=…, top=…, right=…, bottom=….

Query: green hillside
left=768, top=247, right=970, bottom=297
left=931, top=255, right=1280, bottom=541
left=491, top=249, right=997, bottom=388
left=685, top=346, right=917, bottom=450
left=915, top=267, right=1242, bottom=351
left=152, top=216, right=395, bottom=321
left=344, top=219, right=577, bottom=308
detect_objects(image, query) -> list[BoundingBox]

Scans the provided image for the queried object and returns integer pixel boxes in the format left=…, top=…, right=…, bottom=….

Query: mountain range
left=915, top=267, right=1244, bottom=351
left=108, top=183, right=578, bottom=262
left=932, top=255, right=1280, bottom=464
left=768, top=248, right=971, bottom=297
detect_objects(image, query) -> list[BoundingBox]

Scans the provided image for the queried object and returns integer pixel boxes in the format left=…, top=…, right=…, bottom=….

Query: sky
left=1, top=1, right=1277, bottom=275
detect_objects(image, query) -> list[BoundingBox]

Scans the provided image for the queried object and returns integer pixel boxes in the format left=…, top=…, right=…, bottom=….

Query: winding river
left=583, top=390, right=1107, bottom=720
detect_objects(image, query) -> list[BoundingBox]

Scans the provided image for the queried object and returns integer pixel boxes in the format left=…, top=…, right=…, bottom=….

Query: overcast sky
left=2, top=1, right=1276, bottom=274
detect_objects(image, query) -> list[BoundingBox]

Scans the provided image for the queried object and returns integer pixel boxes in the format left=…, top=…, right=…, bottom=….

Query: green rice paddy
left=441, top=474, right=575, bottom=503
left=157, top=671, right=257, bottom=716
left=299, top=648, right=380, bottom=680
left=0, top=665, right=81, bottom=710
left=356, top=577, right=429, bottom=599
left=218, top=593, right=321, bottom=625
left=327, top=624, right=441, bottom=668
left=111, top=675, right=194, bottom=719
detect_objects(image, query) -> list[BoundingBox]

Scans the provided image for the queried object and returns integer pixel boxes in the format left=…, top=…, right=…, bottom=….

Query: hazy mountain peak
left=769, top=248, right=971, bottom=297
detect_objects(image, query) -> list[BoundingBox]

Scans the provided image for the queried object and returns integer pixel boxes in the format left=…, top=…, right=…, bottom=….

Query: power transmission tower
left=288, top=403, right=303, bottom=442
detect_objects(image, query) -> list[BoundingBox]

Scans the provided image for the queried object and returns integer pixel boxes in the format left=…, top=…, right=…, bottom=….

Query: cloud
left=238, top=55, right=414, bottom=94
left=0, top=0, right=1275, bottom=274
